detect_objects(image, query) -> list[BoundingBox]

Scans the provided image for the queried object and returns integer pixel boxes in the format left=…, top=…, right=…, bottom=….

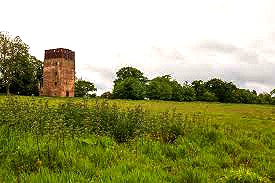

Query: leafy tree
left=113, top=77, right=146, bottom=100
left=0, top=32, right=17, bottom=94
left=205, top=78, right=237, bottom=102
left=0, top=32, right=42, bottom=95
left=10, top=56, right=42, bottom=95
left=146, top=75, right=173, bottom=100
left=191, top=80, right=207, bottom=100
left=170, top=80, right=184, bottom=101
left=258, top=93, right=272, bottom=104
left=231, top=89, right=258, bottom=104
left=101, top=91, right=113, bottom=99
left=113, top=67, right=147, bottom=100
left=75, top=79, right=97, bottom=97
left=200, top=91, right=218, bottom=102
left=114, top=66, right=147, bottom=84
left=182, top=82, right=196, bottom=101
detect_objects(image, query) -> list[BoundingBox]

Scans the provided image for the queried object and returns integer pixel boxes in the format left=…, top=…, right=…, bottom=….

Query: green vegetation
left=0, top=32, right=42, bottom=95
left=75, top=79, right=97, bottom=97
left=0, top=96, right=274, bottom=182
left=111, top=67, right=275, bottom=105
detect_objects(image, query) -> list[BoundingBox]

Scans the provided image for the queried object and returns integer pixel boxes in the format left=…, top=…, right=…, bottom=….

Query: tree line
left=104, top=66, right=275, bottom=105
left=1, top=32, right=275, bottom=104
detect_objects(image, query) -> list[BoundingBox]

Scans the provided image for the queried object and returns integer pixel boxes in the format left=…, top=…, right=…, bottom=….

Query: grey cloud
left=143, top=43, right=275, bottom=93
left=77, top=40, right=275, bottom=94
left=196, top=41, right=260, bottom=64
left=80, top=64, right=115, bottom=81
left=198, top=41, right=239, bottom=54
left=222, top=61, right=275, bottom=87
left=78, top=64, right=115, bottom=91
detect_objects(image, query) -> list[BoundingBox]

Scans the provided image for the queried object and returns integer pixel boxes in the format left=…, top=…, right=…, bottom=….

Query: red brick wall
left=40, top=48, right=75, bottom=97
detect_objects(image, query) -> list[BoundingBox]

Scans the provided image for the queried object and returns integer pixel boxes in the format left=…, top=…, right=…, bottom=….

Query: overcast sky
left=1, top=0, right=275, bottom=94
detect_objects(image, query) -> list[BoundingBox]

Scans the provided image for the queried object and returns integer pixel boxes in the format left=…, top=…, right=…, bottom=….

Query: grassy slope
left=0, top=96, right=274, bottom=182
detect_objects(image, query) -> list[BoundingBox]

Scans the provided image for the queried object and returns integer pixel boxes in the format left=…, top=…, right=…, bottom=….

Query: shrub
left=219, top=167, right=271, bottom=183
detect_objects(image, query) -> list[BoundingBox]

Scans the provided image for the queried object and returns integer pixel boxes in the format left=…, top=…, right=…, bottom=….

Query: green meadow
left=0, top=96, right=274, bottom=182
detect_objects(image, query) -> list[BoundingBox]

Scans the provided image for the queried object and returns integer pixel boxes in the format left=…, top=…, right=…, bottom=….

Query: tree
left=230, top=89, right=258, bottom=104
left=101, top=91, right=113, bottom=99
left=0, top=32, right=15, bottom=94
left=75, top=79, right=97, bottom=97
left=200, top=91, right=218, bottom=102
left=113, top=77, right=146, bottom=100
left=182, top=82, right=196, bottom=101
left=170, top=79, right=184, bottom=101
left=10, top=56, right=42, bottom=95
left=146, top=75, right=173, bottom=100
left=191, top=80, right=207, bottom=100
left=205, top=78, right=237, bottom=102
left=113, top=67, right=147, bottom=100
left=114, top=66, right=147, bottom=84
left=258, top=93, right=271, bottom=104
left=0, top=32, right=42, bottom=95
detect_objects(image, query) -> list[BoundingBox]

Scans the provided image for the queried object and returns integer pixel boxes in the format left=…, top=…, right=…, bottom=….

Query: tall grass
left=0, top=96, right=274, bottom=182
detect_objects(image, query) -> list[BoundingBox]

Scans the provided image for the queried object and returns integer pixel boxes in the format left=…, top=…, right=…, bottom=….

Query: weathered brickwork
left=40, top=48, right=75, bottom=97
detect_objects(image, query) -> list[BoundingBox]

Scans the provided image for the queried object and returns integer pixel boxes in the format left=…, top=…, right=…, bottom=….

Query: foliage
left=114, top=66, right=147, bottom=84
left=146, top=75, right=173, bottom=100
left=113, top=77, right=146, bottom=100
left=201, top=91, right=218, bottom=102
left=230, top=89, right=258, bottom=104
left=0, top=32, right=42, bottom=95
left=181, top=82, right=196, bottom=101
left=74, top=79, right=97, bottom=97
left=10, top=56, right=43, bottom=96
left=0, top=96, right=274, bottom=182
left=205, top=78, right=237, bottom=103
left=219, top=167, right=271, bottom=183
left=113, top=67, right=147, bottom=100
left=146, top=75, right=195, bottom=101
left=101, top=91, right=113, bottom=99
left=192, top=80, right=207, bottom=100
left=258, top=93, right=272, bottom=104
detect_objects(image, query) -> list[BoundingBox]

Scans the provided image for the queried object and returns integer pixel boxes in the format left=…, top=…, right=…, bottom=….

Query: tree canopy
left=0, top=32, right=42, bottom=95
left=74, top=79, right=97, bottom=97
left=113, top=67, right=147, bottom=100
left=114, top=66, right=148, bottom=84
left=111, top=66, right=274, bottom=105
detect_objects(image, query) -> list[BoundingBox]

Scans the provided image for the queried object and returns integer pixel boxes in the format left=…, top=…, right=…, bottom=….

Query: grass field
left=0, top=96, right=274, bottom=182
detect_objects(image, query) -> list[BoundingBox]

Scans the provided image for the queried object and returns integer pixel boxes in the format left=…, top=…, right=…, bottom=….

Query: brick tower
left=40, top=48, right=75, bottom=97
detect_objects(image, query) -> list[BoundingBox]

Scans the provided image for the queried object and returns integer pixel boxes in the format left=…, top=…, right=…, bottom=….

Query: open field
left=0, top=96, right=274, bottom=182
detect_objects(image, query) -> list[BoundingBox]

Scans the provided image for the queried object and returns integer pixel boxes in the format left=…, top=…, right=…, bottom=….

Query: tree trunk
left=6, top=84, right=10, bottom=95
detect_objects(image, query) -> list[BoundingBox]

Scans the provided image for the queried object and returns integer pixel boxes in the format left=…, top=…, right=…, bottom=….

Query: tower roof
left=44, top=48, right=75, bottom=61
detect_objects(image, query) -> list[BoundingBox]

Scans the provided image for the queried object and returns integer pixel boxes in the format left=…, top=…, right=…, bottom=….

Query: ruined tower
left=40, top=48, right=75, bottom=97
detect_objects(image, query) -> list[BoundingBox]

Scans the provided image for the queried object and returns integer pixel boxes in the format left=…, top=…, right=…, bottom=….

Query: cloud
left=149, top=47, right=185, bottom=62
left=74, top=38, right=275, bottom=95
left=196, top=41, right=260, bottom=64
left=77, top=64, right=115, bottom=94
left=2, top=0, right=275, bottom=95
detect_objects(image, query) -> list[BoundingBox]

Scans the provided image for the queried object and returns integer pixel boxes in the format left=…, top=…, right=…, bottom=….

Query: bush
left=219, top=167, right=271, bottom=183
left=201, top=91, right=218, bottom=102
